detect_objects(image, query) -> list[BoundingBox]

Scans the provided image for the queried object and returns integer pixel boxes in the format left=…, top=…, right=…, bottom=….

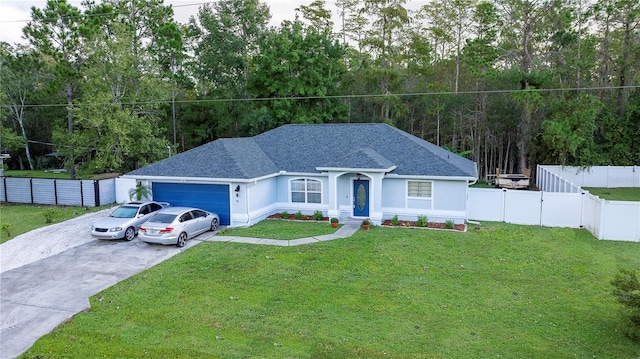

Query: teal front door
left=353, top=179, right=370, bottom=217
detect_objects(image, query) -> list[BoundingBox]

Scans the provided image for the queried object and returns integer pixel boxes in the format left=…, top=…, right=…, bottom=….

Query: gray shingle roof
left=319, top=147, right=396, bottom=170
left=127, top=123, right=477, bottom=179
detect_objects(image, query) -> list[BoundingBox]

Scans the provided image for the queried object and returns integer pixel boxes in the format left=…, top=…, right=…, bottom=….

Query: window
left=408, top=181, right=432, bottom=198
left=291, top=178, right=322, bottom=204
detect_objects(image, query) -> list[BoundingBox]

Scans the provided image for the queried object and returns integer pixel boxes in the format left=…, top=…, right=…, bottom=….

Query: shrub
left=330, top=217, right=339, bottom=224
left=42, top=208, right=60, bottom=224
left=128, top=182, right=151, bottom=201
left=611, top=269, right=640, bottom=341
left=416, top=215, right=428, bottom=227
left=313, top=210, right=323, bottom=221
left=294, top=211, right=305, bottom=220
left=280, top=211, right=289, bottom=219
left=445, top=219, right=455, bottom=229
left=362, top=219, right=371, bottom=226
left=1, top=223, right=12, bottom=237
left=391, top=214, right=400, bottom=226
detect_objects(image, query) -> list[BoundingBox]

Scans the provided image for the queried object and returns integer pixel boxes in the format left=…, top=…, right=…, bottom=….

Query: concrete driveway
left=0, top=212, right=359, bottom=359
left=0, top=237, right=200, bottom=359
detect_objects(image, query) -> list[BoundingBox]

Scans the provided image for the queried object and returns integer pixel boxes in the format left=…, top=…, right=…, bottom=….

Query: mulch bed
left=267, top=213, right=329, bottom=221
left=266, top=213, right=465, bottom=231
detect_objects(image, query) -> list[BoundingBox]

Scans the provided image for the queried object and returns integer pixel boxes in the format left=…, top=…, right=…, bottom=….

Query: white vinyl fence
left=468, top=165, right=640, bottom=242
left=468, top=189, right=583, bottom=228
left=538, top=165, right=640, bottom=188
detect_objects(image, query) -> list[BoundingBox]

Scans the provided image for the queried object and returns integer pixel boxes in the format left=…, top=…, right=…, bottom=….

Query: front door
left=353, top=179, right=370, bottom=217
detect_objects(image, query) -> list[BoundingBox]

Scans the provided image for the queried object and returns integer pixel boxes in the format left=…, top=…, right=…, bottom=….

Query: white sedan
left=138, top=207, right=219, bottom=247
left=91, top=201, right=167, bottom=241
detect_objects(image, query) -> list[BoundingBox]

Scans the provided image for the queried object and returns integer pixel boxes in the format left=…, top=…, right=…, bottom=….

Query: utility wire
left=0, top=1, right=216, bottom=24
left=4, top=85, right=639, bottom=109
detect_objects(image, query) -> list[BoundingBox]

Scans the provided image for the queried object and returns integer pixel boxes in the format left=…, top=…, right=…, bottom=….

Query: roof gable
left=319, top=147, right=396, bottom=171
left=127, top=138, right=278, bottom=179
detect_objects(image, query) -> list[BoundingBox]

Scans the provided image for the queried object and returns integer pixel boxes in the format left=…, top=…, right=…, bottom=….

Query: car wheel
left=176, top=232, right=188, bottom=247
left=211, top=218, right=219, bottom=231
left=124, top=227, right=135, bottom=241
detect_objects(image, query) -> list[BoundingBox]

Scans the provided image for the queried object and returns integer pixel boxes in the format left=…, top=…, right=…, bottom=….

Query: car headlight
left=109, top=227, right=123, bottom=232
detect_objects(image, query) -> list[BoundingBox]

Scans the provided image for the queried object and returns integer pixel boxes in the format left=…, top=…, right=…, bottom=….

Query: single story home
left=123, top=123, right=478, bottom=227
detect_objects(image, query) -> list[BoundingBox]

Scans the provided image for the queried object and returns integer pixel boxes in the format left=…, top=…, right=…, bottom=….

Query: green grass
left=219, top=219, right=341, bottom=240
left=3, top=169, right=118, bottom=180
left=4, top=169, right=72, bottom=179
left=22, top=222, right=640, bottom=358
left=0, top=204, right=108, bottom=244
left=584, top=187, right=640, bottom=201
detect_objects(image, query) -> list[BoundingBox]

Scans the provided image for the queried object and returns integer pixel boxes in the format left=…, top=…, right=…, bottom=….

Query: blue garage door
left=152, top=183, right=231, bottom=225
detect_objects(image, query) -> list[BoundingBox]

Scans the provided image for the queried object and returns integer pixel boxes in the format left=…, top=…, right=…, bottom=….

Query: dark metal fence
left=0, top=177, right=116, bottom=207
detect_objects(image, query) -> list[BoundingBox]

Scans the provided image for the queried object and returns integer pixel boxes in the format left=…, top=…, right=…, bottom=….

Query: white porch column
left=369, top=172, right=384, bottom=225
left=327, top=171, right=340, bottom=218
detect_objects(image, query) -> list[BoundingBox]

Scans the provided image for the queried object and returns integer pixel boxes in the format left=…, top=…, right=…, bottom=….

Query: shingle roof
left=319, top=147, right=396, bottom=170
left=127, top=123, right=477, bottom=179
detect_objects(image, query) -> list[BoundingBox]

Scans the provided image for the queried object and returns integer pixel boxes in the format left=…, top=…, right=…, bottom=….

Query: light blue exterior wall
left=228, top=173, right=470, bottom=227
left=336, top=174, right=353, bottom=208
left=273, top=175, right=330, bottom=213
left=433, top=180, right=467, bottom=211
left=381, top=179, right=406, bottom=208
left=247, top=177, right=277, bottom=212
left=379, top=177, right=468, bottom=224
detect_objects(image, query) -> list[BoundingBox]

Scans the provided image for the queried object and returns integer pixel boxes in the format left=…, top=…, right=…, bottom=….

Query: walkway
left=0, top=219, right=362, bottom=359
left=199, top=219, right=362, bottom=246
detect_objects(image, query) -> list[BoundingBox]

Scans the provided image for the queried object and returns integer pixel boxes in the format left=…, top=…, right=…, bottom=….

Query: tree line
left=1, top=0, right=639, bottom=180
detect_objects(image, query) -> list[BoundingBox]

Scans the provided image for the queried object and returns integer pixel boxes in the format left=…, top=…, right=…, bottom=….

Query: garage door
left=152, top=183, right=231, bottom=225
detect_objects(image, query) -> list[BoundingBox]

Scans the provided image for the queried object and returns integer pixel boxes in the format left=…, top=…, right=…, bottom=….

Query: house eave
left=121, top=171, right=282, bottom=183
left=384, top=174, right=478, bottom=181
left=315, top=165, right=397, bottom=173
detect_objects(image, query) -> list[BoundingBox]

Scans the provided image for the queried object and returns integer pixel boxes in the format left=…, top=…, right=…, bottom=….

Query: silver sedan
left=138, top=207, right=219, bottom=247
left=91, top=201, right=167, bottom=241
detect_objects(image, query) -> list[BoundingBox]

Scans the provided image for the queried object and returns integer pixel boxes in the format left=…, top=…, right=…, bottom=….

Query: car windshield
left=151, top=214, right=177, bottom=224
left=111, top=206, right=138, bottom=218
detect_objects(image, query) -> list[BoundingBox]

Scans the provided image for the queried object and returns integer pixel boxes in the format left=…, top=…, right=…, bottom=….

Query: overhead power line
left=3, top=85, right=639, bottom=109
left=0, top=1, right=216, bottom=24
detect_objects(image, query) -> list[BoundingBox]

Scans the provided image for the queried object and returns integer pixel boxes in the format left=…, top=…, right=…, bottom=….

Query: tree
left=103, top=0, right=174, bottom=63
left=361, top=0, right=410, bottom=123
left=23, top=0, right=88, bottom=178
left=496, top=0, right=553, bottom=173
left=541, top=94, right=602, bottom=166
left=296, top=0, right=333, bottom=32
left=192, top=0, right=270, bottom=99
left=336, top=0, right=369, bottom=50
left=250, top=20, right=347, bottom=127
left=52, top=21, right=169, bottom=174
left=0, top=44, right=44, bottom=170
left=189, top=0, right=271, bottom=137
left=0, top=88, right=24, bottom=156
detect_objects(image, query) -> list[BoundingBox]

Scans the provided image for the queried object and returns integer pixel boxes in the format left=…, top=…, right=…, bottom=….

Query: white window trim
left=289, top=178, right=323, bottom=204
left=406, top=180, right=433, bottom=199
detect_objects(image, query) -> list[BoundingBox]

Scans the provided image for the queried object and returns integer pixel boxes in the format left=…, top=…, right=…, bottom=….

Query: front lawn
left=219, top=218, right=341, bottom=240
left=584, top=187, right=640, bottom=201
left=0, top=204, right=107, bottom=244
left=23, top=222, right=640, bottom=358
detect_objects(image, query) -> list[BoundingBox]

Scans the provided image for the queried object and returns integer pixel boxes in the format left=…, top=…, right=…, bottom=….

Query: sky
left=0, top=0, right=316, bottom=45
